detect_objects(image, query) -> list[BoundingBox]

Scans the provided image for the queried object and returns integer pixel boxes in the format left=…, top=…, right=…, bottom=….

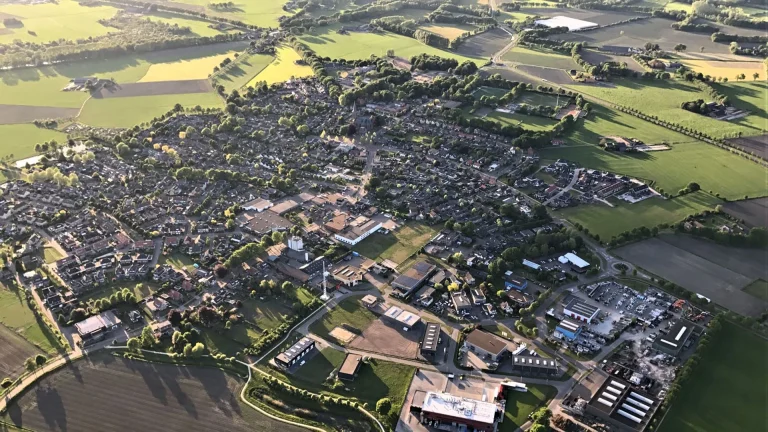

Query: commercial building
left=274, top=337, right=315, bottom=370
left=511, top=355, right=559, bottom=376
left=506, top=289, right=532, bottom=307
left=383, top=305, right=421, bottom=329
left=451, top=291, right=472, bottom=312
left=564, top=298, right=600, bottom=324
left=75, top=311, right=122, bottom=346
left=503, top=271, right=528, bottom=291
left=555, top=318, right=582, bottom=340
left=465, top=329, right=509, bottom=362
left=421, top=322, right=440, bottom=357
left=334, top=217, right=382, bottom=246
left=331, top=265, right=364, bottom=287
left=470, top=288, right=486, bottom=305
left=361, top=294, right=379, bottom=308
left=654, top=320, right=694, bottom=356
left=586, top=377, right=659, bottom=431
left=559, top=252, right=590, bottom=273
left=392, top=261, right=436, bottom=296
left=418, top=392, right=501, bottom=432
left=338, top=353, right=363, bottom=381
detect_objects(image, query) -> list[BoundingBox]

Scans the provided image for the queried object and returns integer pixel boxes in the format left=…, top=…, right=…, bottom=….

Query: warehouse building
left=511, top=355, right=559, bottom=376
left=654, top=320, right=694, bottom=357
left=555, top=318, right=583, bottom=340
left=465, top=329, right=509, bottom=362
left=338, top=353, right=363, bottom=381
left=334, top=218, right=382, bottom=246
left=586, top=377, right=659, bottom=431
left=451, top=291, right=472, bottom=312
left=75, top=311, right=122, bottom=346
left=383, top=305, right=421, bottom=329
left=559, top=252, right=591, bottom=273
left=421, top=322, right=440, bottom=357
left=503, top=271, right=528, bottom=291
left=274, top=337, right=315, bottom=370
left=418, top=392, right=501, bottom=432
left=564, top=298, right=600, bottom=324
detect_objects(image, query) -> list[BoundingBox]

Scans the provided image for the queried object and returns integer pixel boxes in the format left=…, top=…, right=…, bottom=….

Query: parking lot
left=579, top=280, right=679, bottom=329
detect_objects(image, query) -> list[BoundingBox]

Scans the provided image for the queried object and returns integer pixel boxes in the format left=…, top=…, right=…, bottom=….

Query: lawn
left=42, top=247, right=63, bottom=264
left=0, top=0, right=119, bottom=44
left=298, top=24, right=483, bottom=64
left=0, top=124, right=66, bottom=161
left=158, top=252, right=197, bottom=273
left=242, top=298, right=293, bottom=333
left=486, top=111, right=558, bottom=132
left=247, top=46, right=313, bottom=86
left=572, top=78, right=766, bottom=138
left=0, top=282, right=64, bottom=354
left=293, top=347, right=347, bottom=386
left=170, top=0, right=293, bottom=28
left=308, top=297, right=377, bottom=342
left=78, top=281, right=160, bottom=303
left=500, top=384, right=558, bottom=431
left=77, top=92, right=223, bottom=128
left=658, top=322, right=767, bottom=432
left=713, top=81, right=768, bottom=135
left=353, top=222, right=439, bottom=265
left=556, top=192, right=721, bottom=240
left=212, top=52, right=275, bottom=91
left=743, top=279, right=768, bottom=302
left=502, top=47, right=576, bottom=70
left=543, top=106, right=767, bottom=200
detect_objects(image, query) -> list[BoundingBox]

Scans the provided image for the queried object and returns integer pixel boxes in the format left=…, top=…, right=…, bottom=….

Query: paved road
left=543, top=168, right=583, bottom=206
left=0, top=351, right=83, bottom=414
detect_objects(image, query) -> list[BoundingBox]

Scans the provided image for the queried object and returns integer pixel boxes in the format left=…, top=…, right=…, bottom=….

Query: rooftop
left=588, top=376, right=658, bottom=431
left=656, top=320, right=693, bottom=351
left=422, top=322, right=440, bottom=352
left=465, top=329, right=508, bottom=356
left=392, top=261, right=436, bottom=291
left=339, top=353, right=362, bottom=376
left=565, top=298, right=600, bottom=318
left=512, top=355, right=558, bottom=370
left=275, top=337, right=314, bottom=365
left=557, top=318, right=581, bottom=332
left=74, top=311, right=121, bottom=336
left=421, top=392, right=497, bottom=426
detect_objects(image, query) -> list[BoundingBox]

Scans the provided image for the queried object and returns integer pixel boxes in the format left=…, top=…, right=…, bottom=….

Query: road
left=543, top=168, right=583, bottom=206
left=0, top=351, right=83, bottom=414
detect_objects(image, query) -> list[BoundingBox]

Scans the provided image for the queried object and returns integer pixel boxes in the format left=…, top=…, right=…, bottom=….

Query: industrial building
left=338, top=353, right=363, bottom=381
left=334, top=218, right=382, bottom=246
left=559, top=252, right=590, bottom=273
left=392, top=261, right=436, bottom=296
left=274, top=337, right=315, bottom=370
left=654, top=319, right=694, bottom=356
left=421, top=322, right=440, bottom=357
left=564, top=298, right=600, bottom=324
left=383, top=305, right=421, bottom=329
left=586, top=377, right=659, bottom=431
left=511, top=355, right=559, bottom=376
left=503, top=271, right=528, bottom=291
left=75, top=311, right=122, bottom=346
left=555, top=318, right=583, bottom=340
left=416, top=392, right=501, bottom=432
left=451, top=291, right=472, bottom=312
left=465, top=329, right=509, bottom=362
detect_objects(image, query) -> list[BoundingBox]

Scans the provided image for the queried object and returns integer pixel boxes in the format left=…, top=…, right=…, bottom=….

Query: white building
left=563, top=298, right=600, bottom=324
left=535, top=16, right=598, bottom=31
left=288, top=236, right=304, bottom=251
left=334, top=218, right=382, bottom=246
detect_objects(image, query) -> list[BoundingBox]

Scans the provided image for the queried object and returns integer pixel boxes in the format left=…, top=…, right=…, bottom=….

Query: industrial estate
left=0, top=0, right=765, bottom=431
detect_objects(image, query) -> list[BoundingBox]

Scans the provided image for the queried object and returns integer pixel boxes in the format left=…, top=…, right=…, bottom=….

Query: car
left=447, top=374, right=455, bottom=379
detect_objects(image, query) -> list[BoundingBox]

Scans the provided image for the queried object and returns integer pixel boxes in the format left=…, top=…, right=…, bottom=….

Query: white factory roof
left=563, top=252, right=590, bottom=268
left=535, top=16, right=598, bottom=31
left=421, top=392, right=497, bottom=425
left=75, top=311, right=121, bottom=336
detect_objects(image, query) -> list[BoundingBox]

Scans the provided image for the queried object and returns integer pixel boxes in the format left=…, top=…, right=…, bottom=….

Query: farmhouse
left=75, top=311, right=122, bottom=346
left=465, top=329, right=509, bottom=362
left=392, top=261, right=436, bottom=296
left=338, top=353, right=363, bottom=381
left=418, top=391, right=500, bottom=432
left=555, top=318, right=583, bottom=340
left=421, top=322, right=440, bottom=357
left=511, top=355, right=559, bottom=376
left=586, top=377, right=659, bottom=432
left=564, top=298, right=600, bottom=324
left=654, top=320, right=694, bottom=356
left=274, top=337, right=315, bottom=370
left=535, top=16, right=598, bottom=31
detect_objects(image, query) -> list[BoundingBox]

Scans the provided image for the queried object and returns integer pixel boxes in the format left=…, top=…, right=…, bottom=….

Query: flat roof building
left=334, top=219, right=382, bottom=246
left=451, top=291, right=472, bottom=312
left=338, top=353, right=363, bottom=381
left=555, top=318, right=582, bottom=340
left=383, top=305, right=421, bottom=329
left=586, top=377, right=659, bottom=431
left=75, top=311, right=121, bottom=345
left=564, top=298, right=600, bottom=324
left=465, top=329, right=509, bottom=362
left=421, top=322, right=440, bottom=357
left=419, top=392, right=500, bottom=432
left=559, top=252, right=590, bottom=273
left=504, top=271, right=528, bottom=291
left=511, top=355, right=559, bottom=376
left=392, top=261, right=436, bottom=296
left=274, top=337, right=315, bottom=370
left=654, top=319, right=694, bottom=356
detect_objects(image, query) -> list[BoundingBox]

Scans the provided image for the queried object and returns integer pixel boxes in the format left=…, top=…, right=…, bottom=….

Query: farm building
left=503, top=271, right=528, bottom=291
left=418, top=392, right=501, bottom=432
left=511, top=355, right=559, bottom=376
left=274, top=337, right=315, bottom=370
left=452, top=291, right=472, bottom=312
left=555, top=318, right=583, bottom=340
left=75, top=311, right=122, bottom=346
left=558, top=253, right=590, bottom=273
left=653, top=320, right=694, bottom=356
left=586, top=377, right=659, bottom=432
left=465, top=329, right=509, bottom=362
left=392, top=261, right=437, bottom=296
left=383, top=305, right=421, bottom=329
left=564, top=298, right=600, bottom=324
left=338, top=353, right=363, bottom=381
left=421, top=322, right=441, bottom=357
left=535, top=16, right=598, bottom=31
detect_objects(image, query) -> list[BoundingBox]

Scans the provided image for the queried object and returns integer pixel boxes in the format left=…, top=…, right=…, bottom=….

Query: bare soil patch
left=348, top=320, right=420, bottom=359
left=725, top=134, right=768, bottom=159
left=3, top=353, right=304, bottom=432
left=723, top=197, right=768, bottom=228
left=0, top=324, right=40, bottom=378
left=456, top=28, right=511, bottom=58
left=0, top=104, right=79, bottom=124
left=516, top=65, right=573, bottom=84
left=92, top=79, right=213, bottom=98
left=329, top=326, right=356, bottom=344
left=580, top=50, right=645, bottom=73
left=480, top=67, right=537, bottom=85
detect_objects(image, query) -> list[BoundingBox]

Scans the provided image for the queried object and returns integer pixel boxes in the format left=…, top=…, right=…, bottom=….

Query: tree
left=1, top=378, right=12, bottom=388
left=69, top=307, right=87, bottom=323
left=214, top=263, right=229, bottom=278
left=447, top=282, right=460, bottom=292
left=24, top=358, right=36, bottom=374
left=190, top=342, right=205, bottom=357
left=674, top=43, right=686, bottom=52
left=34, top=354, right=47, bottom=368
left=226, top=219, right=236, bottom=230
left=116, top=143, right=131, bottom=157
left=141, top=326, right=158, bottom=348
left=127, top=337, right=141, bottom=352
left=753, top=72, right=760, bottom=81
left=376, top=397, right=392, bottom=415
left=686, top=181, right=700, bottom=192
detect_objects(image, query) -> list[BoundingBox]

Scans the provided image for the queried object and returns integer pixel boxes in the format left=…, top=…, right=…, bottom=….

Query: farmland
left=353, top=222, right=439, bottom=265
left=714, top=81, right=768, bottom=135
left=78, top=92, right=223, bottom=128
left=168, top=0, right=293, bottom=28
left=212, top=53, right=275, bottom=91
left=0, top=125, right=66, bottom=161
left=1, top=353, right=305, bottom=432
left=556, top=192, right=721, bottom=240
left=658, top=322, right=767, bottom=432
left=722, top=197, right=768, bottom=228
left=679, top=60, right=765, bottom=82
left=614, top=234, right=768, bottom=316
left=0, top=324, right=40, bottom=380
left=516, top=65, right=573, bottom=84
left=502, top=47, right=576, bottom=70
left=500, top=384, right=558, bottom=432
left=455, top=28, right=511, bottom=58
left=247, top=46, right=313, bottom=86
left=0, top=282, right=63, bottom=355
left=743, top=279, right=768, bottom=302
left=0, top=0, right=118, bottom=44
left=580, top=50, right=646, bottom=73
left=485, top=111, right=558, bottom=132
left=420, top=23, right=476, bottom=39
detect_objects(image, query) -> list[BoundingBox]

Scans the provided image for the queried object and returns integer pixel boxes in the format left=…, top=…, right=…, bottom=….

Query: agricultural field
left=500, top=384, right=558, bottom=432
left=679, top=60, right=765, bottom=82
left=212, top=52, right=275, bottom=91
left=580, top=50, right=646, bottom=73
left=725, top=134, right=767, bottom=159
left=614, top=233, right=768, bottom=316
left=502, top=47, right=576, bottom=70
left=455, top=28, right=511, bottom=59
left=0, top=282, right=63, bottom=354
left=572, top=78, right=766, bottom=138
left=420, top=23, right=476, bottom=39
left=516, top=65, right=573, bottom=84
left=1, top=353, right=305, bottom=432
left=77, top=92, right=223, bottom=128
left=664, top=1, right=692, bottom=12
left=298, top=25, right=482, bottom=64
left=168, top=0, right=293, bottom=28
left=308, top=297, right=377, bottom=343
left=485, top=111, right=558, bottom=132
left=658, top=322, right=768, bottom=432
left=0, top=125, right=66, bottom=161
left=353, top=222, right=439, bottom=265
left=743, top=279, right=768, bottom=302
left=722, top=197, right=768, bottom=228
left=522, top=8, right=644, bottom=25
left=247, top=46, right=313, bottom=86
left=481, top=67, right=538, bottom=85
left=714, top=81, right=768, bottom=135
left=0, top=324, right=41, bottom=380
left=556, top=192, right=721, bottom=240
left=0, top=0, right=118, bottom=44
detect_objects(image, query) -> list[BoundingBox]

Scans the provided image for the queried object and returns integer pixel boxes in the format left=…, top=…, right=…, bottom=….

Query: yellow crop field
left=248, top=46, right=313, bottom=86
left=681, top=60, right=765, bottom=80
left=139, top=52, right=239, bottom=82
left=420, top=23, right=475, bottom=39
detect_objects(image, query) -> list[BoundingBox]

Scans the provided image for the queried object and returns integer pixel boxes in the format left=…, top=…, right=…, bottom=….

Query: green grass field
left=0, top=282, right=63, bottom=354
left=247, top=46, right=313, bottom=86
left=486, top=111, right=558, bottom=131
left=572, top=79, right=766, bottom=138
left=170, top=0, right=293, bottom=28
left=42, top=247, right=63, bottom=264
left=158, top=253, right=197, bottom=273
left=500, top=385, right=558, bottom=431
left=556, top=192, right=721, bottom=240
left=714, top=81, right=768, bottom=135
left=742, top=279, right=768, bottom=302
left=293, top=347, right=347, bottom=386
left=309, top=297, right=377, bottom=343
left=298, top=24, right=483, bottom=64
left=79, top=281, right=160, bottom=303
left=563, top=105, right=695, bottom=145
left=502, top=47, right=576, bottom=69
left=212, top=52, right=275, bottom=91
left=353, top=222, right=439, bottom=265
left=473, top=86, right=510, bottom=99
left=242, top=298, right=292, bottom=333
left=658, top=322, right=767, bottom=432
left=78, top=92, right=223, bottom=128
left=143, top=11, right=232, bottom=37
left=0, top=0, right=118, bottom=44
left=0, top=124, right=66, bottom=161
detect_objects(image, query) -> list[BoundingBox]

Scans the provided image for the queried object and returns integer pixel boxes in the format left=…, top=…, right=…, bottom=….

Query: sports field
left=486, top=111, right=558, bottom=131
left=502, top=47, right=576, bottom=70
left=247, top=46, right=313, bottom=86
left=572, top=79, right=765, bottom=138
left=78, top=92, right=223, bottom=128
left=658, top=322, right=767, bottom=432
left=556, top=192, right=721, bottom=240
left=212, top=52, right=275, bottom=91
left=353, top=222, right=439, bottom=265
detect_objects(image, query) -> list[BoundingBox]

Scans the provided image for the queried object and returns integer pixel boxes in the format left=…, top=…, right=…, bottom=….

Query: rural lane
left=0, top=351, right=84, bottom=415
